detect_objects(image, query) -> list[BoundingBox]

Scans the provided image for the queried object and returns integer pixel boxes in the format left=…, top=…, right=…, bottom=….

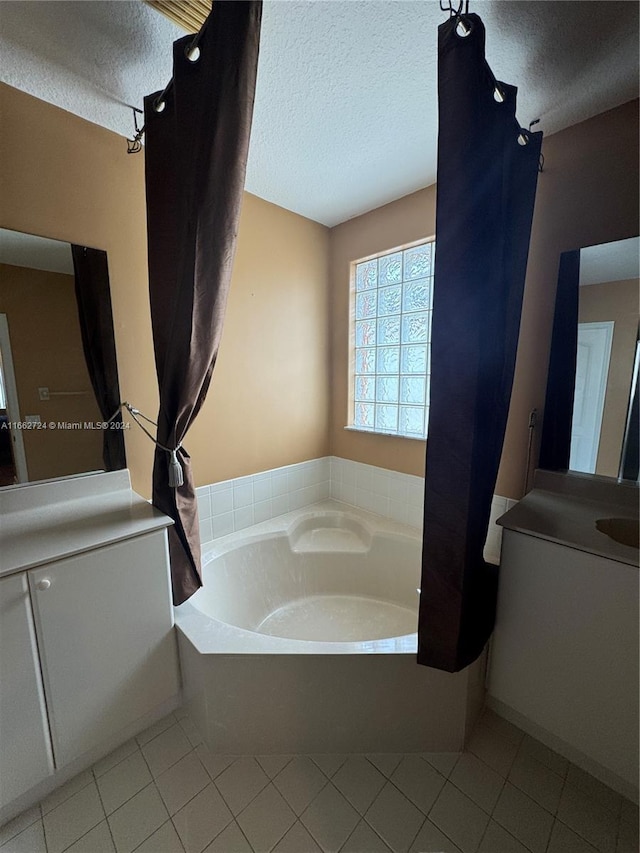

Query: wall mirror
left=540, top=236, right=639, bottom=483
left=0, top=228, right=126, bottom=487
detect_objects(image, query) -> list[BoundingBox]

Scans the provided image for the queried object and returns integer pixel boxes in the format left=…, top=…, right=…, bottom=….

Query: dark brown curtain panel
left=71, top=244, right=126, bottom=472
left=144, top=0, right=262, bottom=605
left=418, top=13, right=542, bottom=672
left=538, top=250, right=580, bottom=472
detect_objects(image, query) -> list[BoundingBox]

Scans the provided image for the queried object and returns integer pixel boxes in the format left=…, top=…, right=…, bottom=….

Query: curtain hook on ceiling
left=126, top=106, right=145, bottom=155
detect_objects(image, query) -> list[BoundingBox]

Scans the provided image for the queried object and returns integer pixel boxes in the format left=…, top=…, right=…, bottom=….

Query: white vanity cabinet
left=488, top=477, right=639, bottom=799
left=28, top=531, right=177, bottom=769
left=0, top=572, right=54, bottom=809
left=0, top=471, right=180, bottom=820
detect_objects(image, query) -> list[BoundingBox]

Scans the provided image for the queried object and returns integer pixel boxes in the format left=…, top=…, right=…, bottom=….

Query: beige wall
left=2, top=81, right=637, bottom=500
left=0, top=83, right=329, bottom=496
left=578, top=278, right=639, bottom=478
left=328, top=99, right=639, bottom=497
left=0, top=263, right=103, bottom=481
left=329, top=187, right=436, bottom=477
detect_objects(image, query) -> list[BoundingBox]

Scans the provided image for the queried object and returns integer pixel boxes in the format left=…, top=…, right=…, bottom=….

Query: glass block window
left=351, top=240, right=434, bottom=439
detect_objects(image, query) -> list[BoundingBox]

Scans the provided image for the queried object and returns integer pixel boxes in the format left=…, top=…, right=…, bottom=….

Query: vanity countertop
left=0, top=470, right=173, bottom=577
left=498, top=473, right=639, bottom=568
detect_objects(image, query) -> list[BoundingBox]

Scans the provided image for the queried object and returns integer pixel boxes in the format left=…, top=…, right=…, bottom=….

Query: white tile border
left=196, top=459, right=330, bottom=541
left=196, top=456, right=511, bottom=563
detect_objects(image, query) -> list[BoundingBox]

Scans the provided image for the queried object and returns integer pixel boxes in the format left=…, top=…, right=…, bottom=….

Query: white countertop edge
left=498, top=488, right=639, bottom=568
left=0, top=471, right=173, bottom=577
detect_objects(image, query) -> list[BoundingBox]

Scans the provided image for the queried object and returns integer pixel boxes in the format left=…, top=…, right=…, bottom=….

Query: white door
left=28, top=532, right=178, bottom=768
left=570, top=321, right=614, bottom=474
left=0, top=573, right=54, bottom=809
left=0, top=314, right=29, bottom=483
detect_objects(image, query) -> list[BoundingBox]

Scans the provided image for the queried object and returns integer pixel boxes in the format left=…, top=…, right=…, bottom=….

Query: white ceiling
left=580, top=237, right=640, bottom=287
left=0, top=1, right=638, bottom=226
left=0, top=228, right=73, bottom=275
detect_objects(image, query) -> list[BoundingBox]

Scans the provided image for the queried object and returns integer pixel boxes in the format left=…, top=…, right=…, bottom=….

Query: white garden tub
left=175, top=501, right=485, bottom=754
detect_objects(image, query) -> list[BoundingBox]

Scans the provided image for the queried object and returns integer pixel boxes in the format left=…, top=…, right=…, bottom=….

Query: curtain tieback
left=167, top=447, right=184, bottom=488
left=107, top=402, right=184, bottom=488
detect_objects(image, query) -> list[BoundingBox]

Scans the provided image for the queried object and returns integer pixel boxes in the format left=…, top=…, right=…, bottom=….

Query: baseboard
left=0, top=693, right=182, bottom=827
left=486, top=695, right=639, bottom=804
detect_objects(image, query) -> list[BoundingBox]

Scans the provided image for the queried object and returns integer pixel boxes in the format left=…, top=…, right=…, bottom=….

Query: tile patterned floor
left=1, top=707, right=637, bottom=853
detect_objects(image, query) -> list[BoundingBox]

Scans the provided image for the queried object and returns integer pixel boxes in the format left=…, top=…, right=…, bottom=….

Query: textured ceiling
left=0, top=1, right=638, bottom=226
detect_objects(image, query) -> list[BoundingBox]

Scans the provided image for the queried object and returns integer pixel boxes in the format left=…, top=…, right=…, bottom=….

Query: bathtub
left=175, top=500, right=485, bottom=754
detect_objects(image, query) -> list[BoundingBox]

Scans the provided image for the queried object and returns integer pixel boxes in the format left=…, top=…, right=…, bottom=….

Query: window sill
left=343, top=426, right=426, bottom=442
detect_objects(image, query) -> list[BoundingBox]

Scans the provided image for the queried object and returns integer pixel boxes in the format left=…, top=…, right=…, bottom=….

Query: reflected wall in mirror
left=0, top=228, right=125, bottom=487
left=540, top=236, right=639, bottom=483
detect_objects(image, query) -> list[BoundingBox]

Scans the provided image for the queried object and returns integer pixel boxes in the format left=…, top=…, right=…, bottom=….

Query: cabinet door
left=0, top=573, right=54, bottom=809
left=29, top=531, right=179, bottom=768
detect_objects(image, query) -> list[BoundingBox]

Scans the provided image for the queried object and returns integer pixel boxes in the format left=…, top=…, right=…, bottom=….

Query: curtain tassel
left=168, top=448, right=184, bottom=488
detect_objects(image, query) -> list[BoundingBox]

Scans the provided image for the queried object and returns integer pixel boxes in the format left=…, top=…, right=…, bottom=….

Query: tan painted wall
left=328, top=99, right=639, bottom=497
left=2, top=81, right=637, bottom=500
left=0, top=263, right=103, bottom=481
left=0, top=83, right=329, bottom=496
left=329, top=187, right=436, bottom=477
left=578, top=278, right=639, bottom=478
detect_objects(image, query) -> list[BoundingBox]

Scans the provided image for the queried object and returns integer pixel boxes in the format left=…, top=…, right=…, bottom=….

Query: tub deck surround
left=497, top=469, right=639, bottom=567
left=0, top=469, right=172, bottom=577
left=176, top=502, right=487, bottom=755
left=195, top=455, right=512, bottom=565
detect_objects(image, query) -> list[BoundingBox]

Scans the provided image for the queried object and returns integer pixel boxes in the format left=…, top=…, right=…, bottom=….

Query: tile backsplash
left=196, top=458, right=330, bottom=543
left=196, top=456, right=514, bottom=563
left=329, top=456, right=424, bottom=529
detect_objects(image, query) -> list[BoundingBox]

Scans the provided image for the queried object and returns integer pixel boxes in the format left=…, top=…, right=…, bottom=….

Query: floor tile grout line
left=406, top=812, right=429, bottom=852
left=553, top=763, right=626, bottom=851
left=424, top=756, right=495, bottom=853
left=255, top=815, right=294, bottom=853
left=40, top=772, right=95, bottom=820
left=94, top=749, right=154, bottom=815
left=230, top=818, right=256, bottom=853
left=92, top=740, right=140, bottom=781
left=513, top=736, right=569, bottom=786
left=0, top=803, right=43, bottom=846
left=8, top=709, right=634, bottom=853
left=269, top=754, right=313, bottom=788
left=55, top=809, right=105, bottom=853
left=153, top=753, right=211, bottom=823
left=98, top=748, right=165, bottom=819
left=89, top=765, right=118, bottom=853
left=100, top=778, right=170, bottom=850
left=211, top=758, right=273, bottom=823
left=129, top=818, right=186, bottom=853
left=308, top=755, right=344, bottom=779
left=121, top=742, right=177, bottom=852
left=284, top=777, right=332, bottom=824
left=343, top=810, right=416, bottom=853
left=167, top=816, right=188, bottom=853
left=134, top=714, right=178, bottom=751
left=141, top=739, right=202, bottom=784
left=552, top=808, right=617, bottom=852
